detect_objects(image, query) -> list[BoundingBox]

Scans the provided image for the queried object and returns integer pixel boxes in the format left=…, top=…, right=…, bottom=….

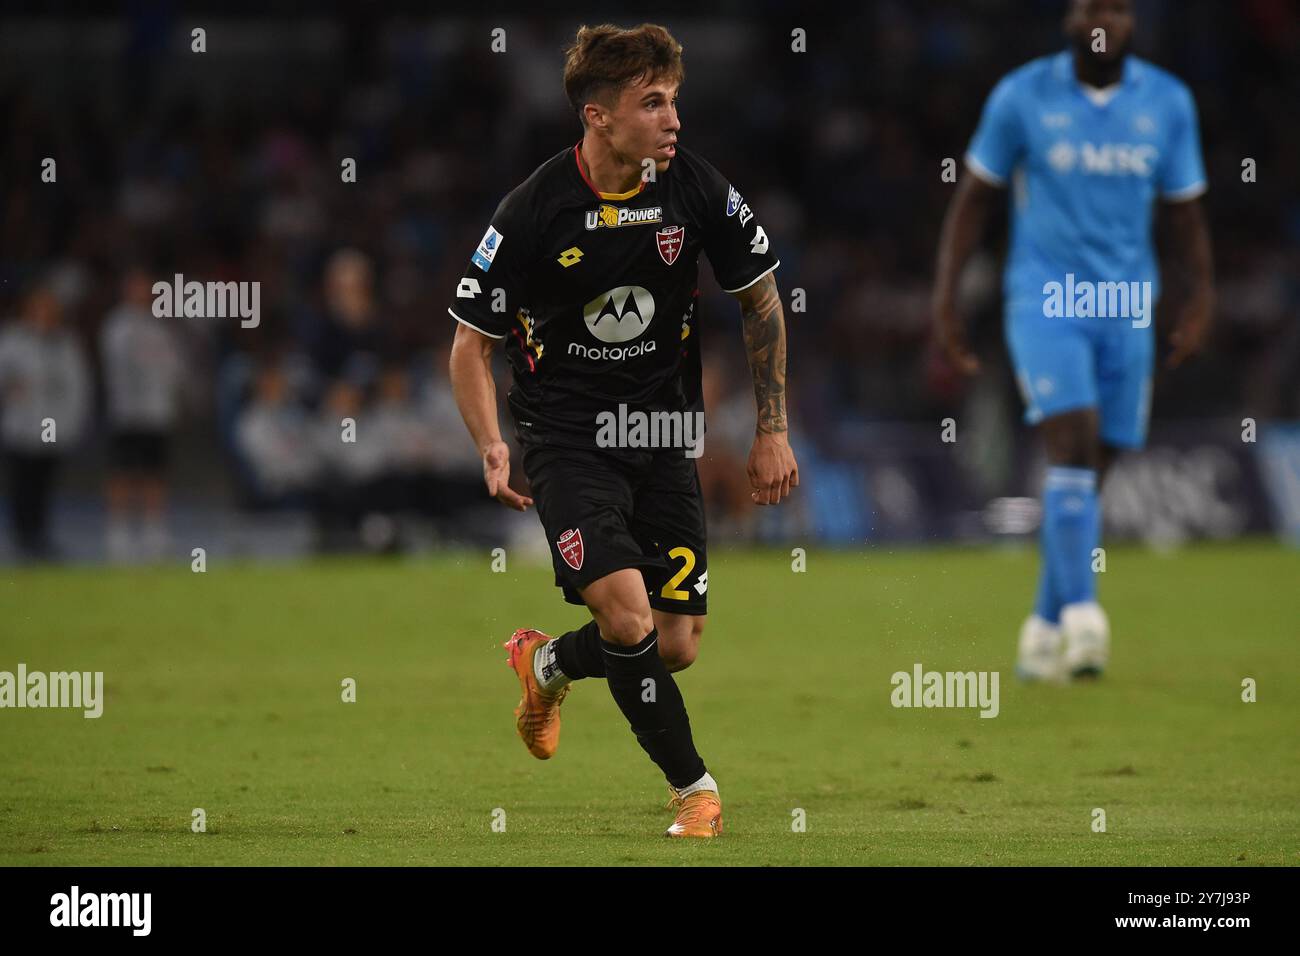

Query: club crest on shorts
left=557, top=528, right=584, bottom=571
left=656, top=225, right=684, bottom=266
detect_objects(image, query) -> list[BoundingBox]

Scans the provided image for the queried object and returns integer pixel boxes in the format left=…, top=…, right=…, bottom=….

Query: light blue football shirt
left=966, top=50, right=1207, bottom=312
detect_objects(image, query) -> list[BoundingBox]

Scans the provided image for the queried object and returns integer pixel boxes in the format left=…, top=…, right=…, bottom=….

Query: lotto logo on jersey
left=656, top=225, right=684, bottom=266
left=1047, top=141, right=1158, bottom=177
left=472, top=225, right=504, bottom=272
left=557, top=528, right=584, bottom=571
left=584, top=204, right=663, bottom=230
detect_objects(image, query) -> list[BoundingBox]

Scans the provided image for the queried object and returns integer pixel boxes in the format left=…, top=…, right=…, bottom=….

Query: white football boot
left=1016, top=614, right=1066, bottom=683
left=1061, top=601, right=1110, bottom=679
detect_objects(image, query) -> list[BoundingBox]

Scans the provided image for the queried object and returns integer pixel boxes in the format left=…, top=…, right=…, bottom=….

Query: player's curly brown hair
left=562, top=23, right=685, bottom=125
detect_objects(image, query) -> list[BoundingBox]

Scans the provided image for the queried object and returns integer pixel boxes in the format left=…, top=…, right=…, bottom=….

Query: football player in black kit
left=448, top=22, right=797, bottom=837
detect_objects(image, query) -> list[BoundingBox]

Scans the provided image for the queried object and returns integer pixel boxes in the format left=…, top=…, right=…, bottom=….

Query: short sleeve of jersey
left=448, top=191, right=537, bottom=339
left=692, top=155, right=780, bottom=294
left=1158, top=84, right=1207, bottom=201
left=965, top=75, right=1025, bottom=186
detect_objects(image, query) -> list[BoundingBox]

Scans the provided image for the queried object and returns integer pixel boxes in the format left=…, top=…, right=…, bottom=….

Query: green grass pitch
left=2, top=540, right=1297, bottom=866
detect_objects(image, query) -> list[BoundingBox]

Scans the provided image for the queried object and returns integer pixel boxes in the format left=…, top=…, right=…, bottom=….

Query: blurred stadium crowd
left=1, top=1, right=1297, bottom=561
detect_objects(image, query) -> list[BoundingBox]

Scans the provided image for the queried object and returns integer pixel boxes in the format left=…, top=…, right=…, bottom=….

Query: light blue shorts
left=1005, top=305, right=1154, bottom=449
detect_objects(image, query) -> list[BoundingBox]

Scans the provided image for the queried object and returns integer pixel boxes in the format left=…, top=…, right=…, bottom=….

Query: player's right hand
left=748, top=431, right=799, bottom=506
left=482, top=440, right=533, bottom=511
left=1166, top=295, right=1213, bottom=370
left=934, top=302, right=981, bottom=375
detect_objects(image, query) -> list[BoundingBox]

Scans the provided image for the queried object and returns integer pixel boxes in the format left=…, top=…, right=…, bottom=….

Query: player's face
left=1066, top=0, right=1134, bottom=64
left=609, top=77, right=681, bottom=173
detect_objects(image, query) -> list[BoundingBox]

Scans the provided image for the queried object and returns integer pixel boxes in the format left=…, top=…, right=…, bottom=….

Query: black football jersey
left=448, top=142, right=779, bottom=448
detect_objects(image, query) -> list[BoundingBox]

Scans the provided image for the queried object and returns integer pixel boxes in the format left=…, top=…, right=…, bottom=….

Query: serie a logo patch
left=472, top=225, right=503, bottom=272
left=557, top=528, right=584, bottom=571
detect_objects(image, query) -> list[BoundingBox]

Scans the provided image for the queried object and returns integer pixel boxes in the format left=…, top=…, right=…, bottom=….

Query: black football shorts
left=521, top=442, right=708, bottom=616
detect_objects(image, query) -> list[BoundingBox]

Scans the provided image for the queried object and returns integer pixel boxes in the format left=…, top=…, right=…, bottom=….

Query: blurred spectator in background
left=374, top=356, right=488, bottom=533
left=314, top=378, right=387, bottom=549
left=0, top=285, right=91, bottom=560
left=100, top=266, right=187, bottom=562
left=370, top=360, right=437, bottom=513
left=304, top=249, right=387, bottom=383
left=234, top=355, right=322, bottom=506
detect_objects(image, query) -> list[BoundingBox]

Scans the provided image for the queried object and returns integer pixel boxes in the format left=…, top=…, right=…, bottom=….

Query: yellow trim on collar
left=598, top=184, right=643, bottom=201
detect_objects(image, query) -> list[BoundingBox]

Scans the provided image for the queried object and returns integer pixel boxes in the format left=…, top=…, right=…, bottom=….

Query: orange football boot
left=504, top=628, right=569, bottom=760
left=664, top=787, right=723, bottom=838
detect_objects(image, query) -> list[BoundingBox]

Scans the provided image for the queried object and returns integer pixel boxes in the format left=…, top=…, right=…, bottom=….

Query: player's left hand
left=748, top=432, right=799, bottom=506
left=1166, top=297, right=1213, bottom=369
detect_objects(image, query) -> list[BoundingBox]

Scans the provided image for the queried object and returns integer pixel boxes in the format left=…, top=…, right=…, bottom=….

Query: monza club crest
left=557, top=528, right=584, bottom=571
left=656, top=225, right=684, bottom=266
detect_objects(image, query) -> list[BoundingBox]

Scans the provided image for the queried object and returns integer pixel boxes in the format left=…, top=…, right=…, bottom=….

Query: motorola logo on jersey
left=583, top=285, right=655, bottom=342
left=571, top=285, right=659, bottom=361
left=584, top=204, right=664, bottom=230
left=1046, top=141, right=1158, bottom=177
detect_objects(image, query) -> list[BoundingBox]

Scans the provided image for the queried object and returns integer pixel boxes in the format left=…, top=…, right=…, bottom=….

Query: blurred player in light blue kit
left=932, top=0, right=1215, bottom=680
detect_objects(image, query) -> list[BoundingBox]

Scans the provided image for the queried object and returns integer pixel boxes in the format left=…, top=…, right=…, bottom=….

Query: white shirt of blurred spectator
left=420, top=379, right=483, bottom=473
left=370, top=397, right=440, bottom=475
left=235, top=394, right=322, bottom=498
left=100, top=304, right=186, bottom=431
left=314, top=386, right=387, bottom=485
left=0, top=319, right=91, bottom=453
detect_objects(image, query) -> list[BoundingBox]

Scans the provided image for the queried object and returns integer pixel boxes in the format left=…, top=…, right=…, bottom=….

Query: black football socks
left=600, top=629, right=707, bottom=789
left=550, top=620, right=606, bottom=680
